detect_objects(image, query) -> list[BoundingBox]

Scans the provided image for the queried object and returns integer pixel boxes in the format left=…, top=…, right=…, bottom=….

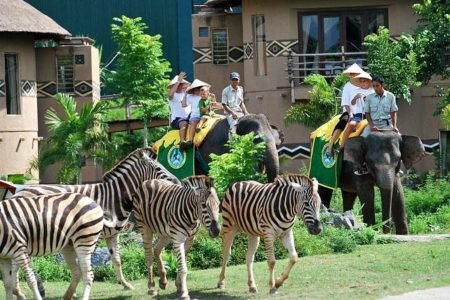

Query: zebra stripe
left=218, top=174, right=322, bottom=294
left=133, top=176, right=221, bottom=299
left=9, top=147, right=179, bottom=290
left=0, top=193, right=104, bottom=300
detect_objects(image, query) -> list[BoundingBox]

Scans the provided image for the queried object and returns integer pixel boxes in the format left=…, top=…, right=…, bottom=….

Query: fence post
left=287, top=49, right=295, bottom=103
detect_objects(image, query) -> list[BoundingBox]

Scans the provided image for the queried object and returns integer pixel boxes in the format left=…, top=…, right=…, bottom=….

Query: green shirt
left=199, top=96, right=212, bottom=116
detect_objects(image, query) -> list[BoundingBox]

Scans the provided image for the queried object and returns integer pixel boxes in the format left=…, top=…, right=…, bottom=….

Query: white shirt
left=186, top=94, right=202, bottom=118
left=352, top=87, right=375, bottom=114
left=221, top=85, right=244, bottom=114
left=168, top=92, right=190, bottom=122
left=341, top=82, right=360, bottom=113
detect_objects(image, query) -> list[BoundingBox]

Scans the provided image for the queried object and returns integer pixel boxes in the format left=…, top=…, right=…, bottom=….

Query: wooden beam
left=107, top=118, right=168, bottom=133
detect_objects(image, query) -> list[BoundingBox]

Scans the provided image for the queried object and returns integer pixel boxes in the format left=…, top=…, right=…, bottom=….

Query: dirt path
left=381, top=233, right=450, bottom=242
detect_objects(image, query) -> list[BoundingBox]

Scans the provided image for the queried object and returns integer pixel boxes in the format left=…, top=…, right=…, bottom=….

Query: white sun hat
left=168, top=75, right=190, bottom=87
left=342, top=63, right=364, bottom=75
left=186, top=79, right=211, bottom=93
left=354, top=72, right=372, bottom=80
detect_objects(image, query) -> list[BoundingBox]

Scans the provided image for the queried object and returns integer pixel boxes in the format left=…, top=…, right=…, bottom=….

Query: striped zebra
left=217, top=174, right=322, bottom=294
left=133, top=175, right=221, bottom=300
left=0, top=193, right=109, bottom=300
left=10, top=147, right=179, bottom=290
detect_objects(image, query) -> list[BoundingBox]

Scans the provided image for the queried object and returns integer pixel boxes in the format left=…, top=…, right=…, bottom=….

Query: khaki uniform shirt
left=221, top=85, right=244, bottom=114
left=364, top=90, right=398, bottom=129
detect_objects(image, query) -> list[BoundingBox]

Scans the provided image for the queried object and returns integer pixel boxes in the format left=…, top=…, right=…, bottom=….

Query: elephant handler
left=364, top=75, right=399, bottom=134
left=221, top=72, right=249, bottom=135
left=356, top=75, right=399, bottom=175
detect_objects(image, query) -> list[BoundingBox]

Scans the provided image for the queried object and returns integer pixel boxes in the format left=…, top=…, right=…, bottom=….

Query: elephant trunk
left=264, top=141, right=280, bottom=182
left=375, top=167, right=395, bottom=234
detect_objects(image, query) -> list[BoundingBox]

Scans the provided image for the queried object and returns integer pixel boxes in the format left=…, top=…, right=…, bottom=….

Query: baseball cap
left=229, top=72, right=240, bottom=80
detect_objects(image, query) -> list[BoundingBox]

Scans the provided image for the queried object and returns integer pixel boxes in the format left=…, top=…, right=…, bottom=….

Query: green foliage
left=442, top=104, right=450, bottom=130
left=409, top=205, right=450, bottom=234
left=412, top=0, right=450, bottom=83
left=363, top=27, right=421, bottom=103
left=28, top=255, right=71, bottom=282
left=404, top=174, right=450, bottom=216
left=209, top=133, right=267, bottom=199
left=105, top=16, right=171, bottom=122
left=36, top=93, right=110, bottom=183
left=284, top=74, right=348, bottom=129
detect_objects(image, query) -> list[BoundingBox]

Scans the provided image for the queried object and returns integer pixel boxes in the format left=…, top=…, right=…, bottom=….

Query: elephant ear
left=401, top=135, right=425, bottom=169
left=270, top=125, right=284, bottom=146
left=344, top=136, right=366, bottom=165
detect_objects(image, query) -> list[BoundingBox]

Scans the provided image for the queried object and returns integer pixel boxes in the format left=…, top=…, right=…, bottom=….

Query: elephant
left=195, top=113, right=284, bottom=182
left=319, top=131, right=425, bottom=234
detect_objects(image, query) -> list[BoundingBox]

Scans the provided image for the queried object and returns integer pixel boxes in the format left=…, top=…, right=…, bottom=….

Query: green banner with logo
left=157, top=141, right=195, bottom=180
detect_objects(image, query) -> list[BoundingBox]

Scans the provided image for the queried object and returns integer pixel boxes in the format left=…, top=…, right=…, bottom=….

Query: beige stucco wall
left=192, top=0, right=448, bottom=174
left=0, top=33, right=39, bottom=181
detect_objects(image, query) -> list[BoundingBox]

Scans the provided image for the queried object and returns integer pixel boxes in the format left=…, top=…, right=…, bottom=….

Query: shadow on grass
left=156, top=287, right=244, bottom=300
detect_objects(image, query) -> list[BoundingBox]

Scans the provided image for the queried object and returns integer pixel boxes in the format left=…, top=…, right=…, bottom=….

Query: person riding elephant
left=319, top=131, right=425, bottom=234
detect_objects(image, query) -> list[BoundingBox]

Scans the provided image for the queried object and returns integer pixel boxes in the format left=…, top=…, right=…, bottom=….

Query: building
left=0, top=0, right=101, bottom=183
left=192, top=0, right=448, bottom=173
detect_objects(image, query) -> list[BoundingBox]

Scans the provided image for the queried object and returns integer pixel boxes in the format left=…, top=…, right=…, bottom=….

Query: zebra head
left=182, top=176, right=221, bottom=238
left=284, top=175, right=322, bottom=235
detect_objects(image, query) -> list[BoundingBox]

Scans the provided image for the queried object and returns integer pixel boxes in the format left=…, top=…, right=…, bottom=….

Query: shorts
left=351, top=113, right=364, bottom=122
left=188, top=116, right=201, bottom=124
left=170, top=117, right=188, bottom=129
left=334, top=112, right=350, bottom=131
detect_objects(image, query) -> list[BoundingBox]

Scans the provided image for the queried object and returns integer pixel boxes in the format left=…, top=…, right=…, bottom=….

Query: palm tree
left=37, top=93, right=109, bottom=184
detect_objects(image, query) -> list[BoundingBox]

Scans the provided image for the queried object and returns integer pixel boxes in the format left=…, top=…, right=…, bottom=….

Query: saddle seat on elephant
left=309, top=115, right=368, bottom=189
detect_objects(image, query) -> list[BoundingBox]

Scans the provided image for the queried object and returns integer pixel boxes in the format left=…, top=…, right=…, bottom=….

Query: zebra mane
left=102, top=147, right=157, bottom=181
left=181, top=175, right=212, bottom=189
left=274, top=173, right=311, bottom=186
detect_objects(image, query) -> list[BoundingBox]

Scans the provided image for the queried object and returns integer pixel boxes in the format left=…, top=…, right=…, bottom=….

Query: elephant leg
left=342, top=190, right=357, bottom=212
left=354, top=180, right=376, bottom=225
left=392, top=176, right=408, bottom=235
left=318, top=185, right=333, bottom=209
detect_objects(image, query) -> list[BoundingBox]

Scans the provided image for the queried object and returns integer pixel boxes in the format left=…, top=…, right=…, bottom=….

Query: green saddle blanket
left=156, top=140, right=195, bottom=180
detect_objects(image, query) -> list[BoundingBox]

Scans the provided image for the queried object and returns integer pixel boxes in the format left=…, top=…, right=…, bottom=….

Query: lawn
left=5, top=239, right=450, bottom=300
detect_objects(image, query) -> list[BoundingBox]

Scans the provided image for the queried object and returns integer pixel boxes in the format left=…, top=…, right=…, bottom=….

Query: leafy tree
left=363, top=27, right=421, bottom=103
left=35, top=94, right=109, bottom=184
left=105, top=16, right=171, bottom=146
left=208, top=133, right=266, bottom=199
left=412, top=0, right=450, bottom=83
left=284, top=74, right=348, bottom=129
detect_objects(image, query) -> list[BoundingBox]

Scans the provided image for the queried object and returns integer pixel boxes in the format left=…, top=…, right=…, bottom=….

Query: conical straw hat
left=343, top=63, right=364, bottom=75
left=186, top=79, right=211, bottom=93
left=168, top=75, right=190, bottom=87
left=354, top=72, right=372, bottom=80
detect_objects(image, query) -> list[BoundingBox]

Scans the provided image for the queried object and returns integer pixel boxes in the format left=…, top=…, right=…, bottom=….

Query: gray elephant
left=195, top=113, right=283, bottom=182
left=319, top=131, right=425, bottom=234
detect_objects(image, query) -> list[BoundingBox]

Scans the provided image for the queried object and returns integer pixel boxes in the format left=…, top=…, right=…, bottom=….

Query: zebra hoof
left=249, top=286, right=258, bottom=293
left=121, top=281, right=135, bottom=290
left=270, top=287, right=278, bottom=295
left=217, top=282, right=225, bottom=289
left=148, top=289, right=158, bottom=296
left=159, top=280, right=168, bottom=290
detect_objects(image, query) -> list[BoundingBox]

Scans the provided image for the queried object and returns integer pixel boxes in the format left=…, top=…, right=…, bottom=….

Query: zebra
left=217, top=174, right=322, bottom=294
left=10, top=147, right=179, bottom=290
left=0, top=192, right=111, bottom=300
left=132, top=175, right=221, bottom=300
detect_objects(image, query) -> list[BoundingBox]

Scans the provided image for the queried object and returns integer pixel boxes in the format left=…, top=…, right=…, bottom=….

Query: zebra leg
left=275, top=229, right=298, bottom=291
left=217, top=227, right=238, bottom=290
left=263, top=234, right=278, bottom=294
left=61, top=246, right=81, bottom=300
left=154, top=236, right=171, bottom=290
left=105, top=234, right=134, bottom=290
left=141, top=227, right=157, bottom=296
left=0, top=258, right=15, bottom=300
left=16, top=253, right=42, bottom=300
left=75, top=246, right=95, bottom=300
left=11, top=260, right=27, bottom=300
left=246, top=235, right=260, bottom=293
left=173, top=240, right=190, bottom=300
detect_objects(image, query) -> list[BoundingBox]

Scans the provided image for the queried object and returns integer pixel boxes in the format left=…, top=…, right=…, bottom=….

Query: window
left=211, top=28, right=228, bottom=65
left=199, top=27, right=209, bottom=38
left=5, top=54, right=21, bottom=115
left=57, top=56, right=74, bottom=93
left=298, top=8, right=387, bottom=77
left=252, top=15, right=267, bottom=76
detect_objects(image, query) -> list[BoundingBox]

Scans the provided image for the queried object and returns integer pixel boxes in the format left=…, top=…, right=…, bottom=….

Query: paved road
left=383, top=286, right=450, bottom=299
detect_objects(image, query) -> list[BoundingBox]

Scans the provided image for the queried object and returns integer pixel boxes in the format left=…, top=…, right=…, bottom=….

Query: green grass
left=6, top=239, right=450, bottom=299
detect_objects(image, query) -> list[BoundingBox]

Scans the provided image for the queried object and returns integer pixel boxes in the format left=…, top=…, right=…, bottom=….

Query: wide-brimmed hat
left=186, top=79, right=211, bottom=93
left=168, top=75, right=190, bottom=87
left=354, top=72, right=372, bottom=80
left=342, top=63, right=364, bottom=75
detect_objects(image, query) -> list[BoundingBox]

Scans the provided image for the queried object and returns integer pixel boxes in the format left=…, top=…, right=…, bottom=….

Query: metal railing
left=286, top=46, right=367, bottom=103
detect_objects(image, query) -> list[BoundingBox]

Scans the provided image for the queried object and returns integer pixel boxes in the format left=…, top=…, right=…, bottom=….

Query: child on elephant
left=196, top=86, right=218, bottom=132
